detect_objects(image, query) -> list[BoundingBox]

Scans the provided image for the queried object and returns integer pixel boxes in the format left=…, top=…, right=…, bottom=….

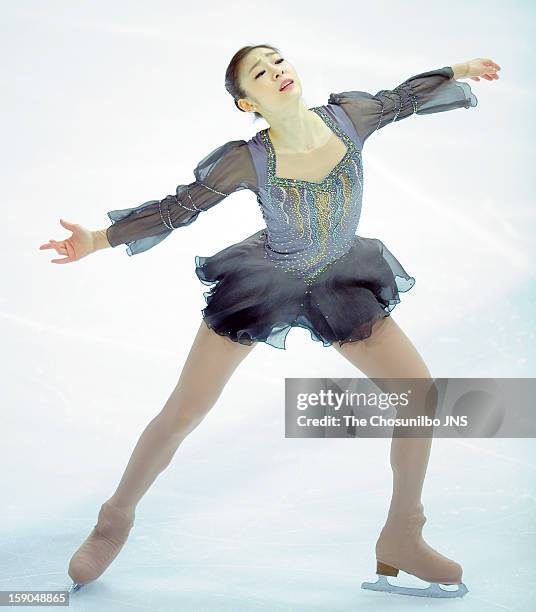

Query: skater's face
left=236, top=47, right=302, bottom=117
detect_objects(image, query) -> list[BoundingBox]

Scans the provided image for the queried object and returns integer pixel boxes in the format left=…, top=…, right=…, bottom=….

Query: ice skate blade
left=361, top=575, right=468, bottom=598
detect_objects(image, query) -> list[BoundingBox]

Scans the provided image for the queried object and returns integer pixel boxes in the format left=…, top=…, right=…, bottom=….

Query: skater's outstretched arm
left=328, top=57, right=500, bottom=146
left=39, top=139, right=258, bottom=263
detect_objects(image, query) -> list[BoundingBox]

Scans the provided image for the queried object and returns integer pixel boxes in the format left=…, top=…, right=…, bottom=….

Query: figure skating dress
left=105, top=66, right=477, bottom=349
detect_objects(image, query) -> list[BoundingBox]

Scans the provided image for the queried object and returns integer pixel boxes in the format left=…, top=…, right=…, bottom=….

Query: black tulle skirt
left=194, top=229, right=415, bottom=350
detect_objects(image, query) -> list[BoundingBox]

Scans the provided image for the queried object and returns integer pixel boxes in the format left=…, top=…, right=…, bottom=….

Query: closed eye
left=255, top=58, right=285, bottom=79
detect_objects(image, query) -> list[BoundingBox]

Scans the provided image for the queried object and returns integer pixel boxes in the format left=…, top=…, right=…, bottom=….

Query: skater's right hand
left=39, top=218, right=95, bottom=264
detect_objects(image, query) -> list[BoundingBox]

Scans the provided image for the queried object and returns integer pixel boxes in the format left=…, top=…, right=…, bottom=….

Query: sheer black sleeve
left=328, top=66, right=478, bottom=146
left=105, top=139, right=257, bottom=256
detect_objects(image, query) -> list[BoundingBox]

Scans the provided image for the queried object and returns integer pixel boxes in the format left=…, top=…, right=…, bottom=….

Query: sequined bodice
left=249, top=106, right=364, bottom=286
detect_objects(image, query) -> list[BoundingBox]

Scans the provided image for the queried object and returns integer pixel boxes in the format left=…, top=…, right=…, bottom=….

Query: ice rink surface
left=2, top=0, right=534, bottom=610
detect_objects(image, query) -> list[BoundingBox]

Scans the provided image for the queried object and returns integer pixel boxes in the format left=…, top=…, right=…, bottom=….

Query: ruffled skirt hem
left=194, top=229, right=415, bottom=350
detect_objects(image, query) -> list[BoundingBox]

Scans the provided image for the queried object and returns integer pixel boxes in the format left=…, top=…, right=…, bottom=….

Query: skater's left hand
left=464, top=58, right=501, bottom=81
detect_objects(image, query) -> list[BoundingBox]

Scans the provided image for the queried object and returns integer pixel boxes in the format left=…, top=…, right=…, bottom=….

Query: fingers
left=38, top=218, right=78, bottom=261
left=483, top=59, right=501, bottom=71
left=482, top=59, right=501, bottom=78
left=472, top=58, right=501, bottom=82
left=38, top=239, right=74, bottom=263
left=50, top=257, right=73, bottom=264
left=51, top=239, right=67, bottom=255
left=38, top=240, right=67, bottom=255
left=64, top=240, right=77, bottom=261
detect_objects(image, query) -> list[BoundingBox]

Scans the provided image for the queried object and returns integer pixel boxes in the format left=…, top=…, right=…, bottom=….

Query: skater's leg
left=69, top=320, right=257, bottom=588
left=331, top=315, right=435, bottom=513
left=107, top=320, right=258, bottom=512
left=331, top=315, right=464, bottom=589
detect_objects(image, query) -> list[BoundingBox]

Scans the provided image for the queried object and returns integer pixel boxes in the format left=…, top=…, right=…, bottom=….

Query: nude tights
left=107, top=317, right=436, bottom=523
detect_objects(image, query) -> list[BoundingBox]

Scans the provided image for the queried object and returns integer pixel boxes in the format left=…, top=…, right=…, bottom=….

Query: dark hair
left=224, top=43, right=281, bottom=122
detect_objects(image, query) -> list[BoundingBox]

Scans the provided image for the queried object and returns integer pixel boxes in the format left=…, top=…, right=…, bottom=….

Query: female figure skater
left=40, top=44, right=500, bottom=599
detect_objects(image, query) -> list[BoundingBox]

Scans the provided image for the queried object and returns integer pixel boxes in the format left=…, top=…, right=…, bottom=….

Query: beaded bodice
left=249, top=105, right=364, bottom=286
